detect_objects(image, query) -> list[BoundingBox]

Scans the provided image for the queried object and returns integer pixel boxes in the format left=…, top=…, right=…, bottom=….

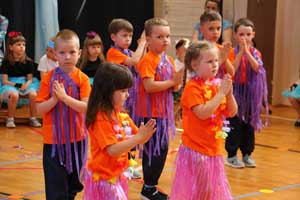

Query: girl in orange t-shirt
left=82, top=63, right=156, bottom=200
left=170, top=41, right=237, bottom=200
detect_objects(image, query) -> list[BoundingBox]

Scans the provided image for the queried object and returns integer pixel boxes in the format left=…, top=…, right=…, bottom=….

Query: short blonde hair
left=55, top=29, right=80, bottom=49
left=144, top=18, right=169, bottom=36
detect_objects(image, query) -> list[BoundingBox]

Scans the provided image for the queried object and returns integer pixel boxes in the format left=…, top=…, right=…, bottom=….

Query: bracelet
left=15, top=83, right=22, bottom=88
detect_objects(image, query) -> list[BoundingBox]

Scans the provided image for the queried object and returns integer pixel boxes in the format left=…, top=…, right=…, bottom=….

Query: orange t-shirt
left=136, top=51, right=175, bottom=117
left=181, top=79, right=230, bottom=156
left=87, top=111, right=138, bottom=181
left=35, top=68, right=91, bottom=144
left=106, top=47, right=130, bottom=65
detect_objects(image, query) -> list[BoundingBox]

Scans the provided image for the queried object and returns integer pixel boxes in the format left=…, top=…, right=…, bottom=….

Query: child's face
left=87, top=44, right=102, bottom=59
left=46, top=48, right=57, bottom=61
left=112, top=89, right=129, bottom=108
left=205, top=1, right=219, bottom=12
left=191, top=48, right=219, bottom=80
left=9, top=41, right=26, bottom=58
left=200, top=20, right=222, bottom=43
left=111, top=30, right=133, bottom=49
left=176, top=45, right=188, bottom=62
left=235, top=25, right=255, bottom=46
left=54, top=39, right=81, bottom=68
left=147, top=25, right=171, bottom=55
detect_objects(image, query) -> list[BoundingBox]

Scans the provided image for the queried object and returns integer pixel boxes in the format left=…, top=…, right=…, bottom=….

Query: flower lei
left=8, top=31, right=22, bottom=38
left=193, top=77, right=230, bottom=139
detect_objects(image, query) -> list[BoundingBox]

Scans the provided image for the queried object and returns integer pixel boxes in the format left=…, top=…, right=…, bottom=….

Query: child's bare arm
left=106, top=119, right=156, bottom=157
left=192, top=77, right=232, bottom=120
left=36, top=96, right=58, bottom=115
left=245, top=47, right=259, bottom=72
left=123, top=31, right=147, bottom=66
left=52, top=81, right=88, bottom=113
left=143, top=69, right=184, bottom=93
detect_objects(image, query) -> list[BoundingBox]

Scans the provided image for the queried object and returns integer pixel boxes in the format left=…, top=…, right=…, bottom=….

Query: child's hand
left=172, top=68, right=184, bottom=86
left=239, top=38, right=249, bottom=53
left=19, top=83, right=28, bottom=91
left=136, top=119, right=156, bottom=144
left=221, top=41, right=232, bottom=59
left=138, top=30, right=146, bottom=45
left=219, top=75, right=232, bottom=95
left=52, top=81, right=68, bottom=102
left=223, top=73, right=233, bottom=96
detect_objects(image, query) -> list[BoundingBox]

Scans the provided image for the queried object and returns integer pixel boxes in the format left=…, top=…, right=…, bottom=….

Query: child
left=78, top=31, right=105, bottom=85
left=0, top=31, right=41, bottom=128
left=169, top=40, right=237, bottom=200
left=106, top=18, right=147, bottom=179
left=173, top=38, right=191, bottom=127
left=35, top=29, right=91, bottom=200
left=225, top=18, right=268, bottom=168
left=37, top=37, right=58, bottom=80
left=192, top=0, right=233, bottom=43
left=200, top=10, right=235, bottom=78
left=107, top=18, right=146, bottom=123
left=136, top=17, right=183, bottom=199
left=282, top=69, right=300, bottom=127
left=83, top=62, right=156, bottom=200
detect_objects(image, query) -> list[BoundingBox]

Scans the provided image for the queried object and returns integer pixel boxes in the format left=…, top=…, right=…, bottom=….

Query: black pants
left=43, top=141, right=84, bottom=200
left=225, top=116, right=255, bottom=158
left=142, top=118, right=169, bottom=186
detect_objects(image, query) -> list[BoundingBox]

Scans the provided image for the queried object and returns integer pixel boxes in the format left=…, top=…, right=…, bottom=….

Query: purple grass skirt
left=169, top=145, right=232, bottom=200
left=83, top=169, right=128, bottom=200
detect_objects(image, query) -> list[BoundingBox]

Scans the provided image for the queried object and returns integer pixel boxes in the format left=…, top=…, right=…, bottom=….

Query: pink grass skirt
left=82, top=170, right=128, bottom=200
left=169, top=145, right=232, bottom=200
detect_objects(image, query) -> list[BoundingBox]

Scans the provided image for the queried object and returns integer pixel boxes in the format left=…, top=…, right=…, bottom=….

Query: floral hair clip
left=8, top=31, right=22, bottom=38
left=86, top=31, right=97, bottom=39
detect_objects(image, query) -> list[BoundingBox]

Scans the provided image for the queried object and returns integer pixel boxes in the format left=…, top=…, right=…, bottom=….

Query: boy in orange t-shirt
left=83, top=63, right=156, bottom=200
left=106, top=18, right=146, bottom=123
left=35, top=29, right=91, bottom=200
left=170, top=41, right=237, bottom=200
left=136, top=18, right=183, bottom=200
left=200, top=10, right=235, bottom=78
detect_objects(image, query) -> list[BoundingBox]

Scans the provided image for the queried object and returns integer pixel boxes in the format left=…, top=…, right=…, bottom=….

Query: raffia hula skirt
left=82, top=169, right=128, bottom=200
left=169, top=144, right=232, bottom=200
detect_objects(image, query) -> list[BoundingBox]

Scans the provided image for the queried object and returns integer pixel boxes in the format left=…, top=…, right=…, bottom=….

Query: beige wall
left=154, top=0, right=205, bottom=56
left=273, top=0, right=300, bottom=105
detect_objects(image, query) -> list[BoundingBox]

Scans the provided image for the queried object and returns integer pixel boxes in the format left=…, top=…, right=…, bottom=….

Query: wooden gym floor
left=0, top=105, right=299, bottom=200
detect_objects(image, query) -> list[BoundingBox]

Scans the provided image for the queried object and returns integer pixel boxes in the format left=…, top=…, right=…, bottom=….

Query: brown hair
left=108, top=18, right=133, bottom=34
left=204, top=0, right=220, bottom=11
left=175, top=38, right=190, bottom=50
left=5, top=31, right=31, bottom=64
left=144, top=18, right=169, bottom=36
left=234, top=18, right=255, bottom=33
left=78, top=32, right=105, bottom=69
left=200, top=10, right=222, bottom=25
left=184, top=40, right=216, bottom=72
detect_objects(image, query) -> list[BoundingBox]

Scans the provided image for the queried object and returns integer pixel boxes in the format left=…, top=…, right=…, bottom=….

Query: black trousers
left=142, top=118, right=169, bottom=186
left=225, top=116, right=255, bottom=158
left=43, top=141, right=84, bottom=200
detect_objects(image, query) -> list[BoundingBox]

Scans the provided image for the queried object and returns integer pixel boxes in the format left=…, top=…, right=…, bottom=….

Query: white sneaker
left=225, top=156, right=245, bottom=168
left=29, top=118, right=42, bottom=127
left=6, top=119, right=16, bottom=128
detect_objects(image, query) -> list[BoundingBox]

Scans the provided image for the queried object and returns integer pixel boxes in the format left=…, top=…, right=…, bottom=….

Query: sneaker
left=125, top=167, right=142, bottom=179
left=131, top=168, right=142, bottom=179
left=6, top=119, right=16, bottom=128
left=29, top=118, right=42, bottom=127
left=225, top=156, right=245, bottom=168
left=242, top=155, right=256, bottom=168
left=140, top=186, right=168, bottom=200
left=294, top=119, right=300, bottom=127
